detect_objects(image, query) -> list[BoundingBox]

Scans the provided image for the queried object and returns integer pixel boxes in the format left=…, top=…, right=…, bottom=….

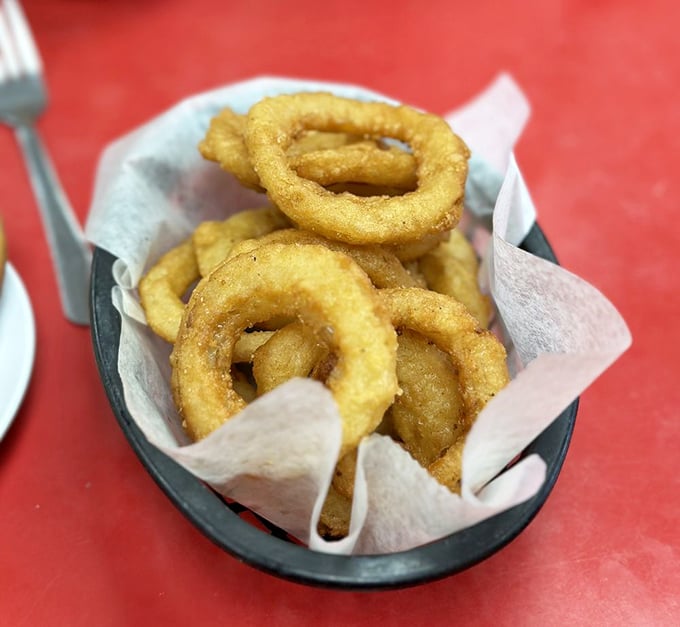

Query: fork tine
left=3, top=0, right=41, bottom=75
left=0, top=7, right=21, bottom=78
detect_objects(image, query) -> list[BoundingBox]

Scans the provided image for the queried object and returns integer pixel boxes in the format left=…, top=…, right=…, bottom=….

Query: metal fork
left=0, top=0, right=90, bottom=325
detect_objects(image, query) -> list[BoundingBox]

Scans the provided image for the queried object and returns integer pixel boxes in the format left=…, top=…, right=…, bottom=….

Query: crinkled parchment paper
left=85, top=75, right=631, bottom=555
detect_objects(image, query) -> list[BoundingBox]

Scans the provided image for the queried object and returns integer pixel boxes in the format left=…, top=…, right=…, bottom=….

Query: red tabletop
left=1, top=0, right=678, bottom=624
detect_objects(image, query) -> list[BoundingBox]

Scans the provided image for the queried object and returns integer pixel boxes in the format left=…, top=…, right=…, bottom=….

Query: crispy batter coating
left=228, top=229, right=420, bottom=289
left=139, top=208, right=291, bottom=344
left=386, top=229, right=451, bottom=262
left=232, top=330, right=274, bottom=363
left=419, top=229, right=492, bottom=327
left=192, top=206, right=290, bottom=277
left=293, top=141, right=417, bottom=190
left=200, top=106, right=416, bottom=191
left=330, top=325, right=476, bottom=504
left=331, top=449, right=358, bottom=501
left=231, top=365, right=257, bottom=403
left=427, top=433, right=467, bottom=494
left=318, top=485, right=352, bottom=539
left=379, top=288, right=509, bottom=492
left=138, top=237, right=199, bottom=344
left=245, top=92, right=469, bottom=245
left=170, top=243, right=399, bottom=451
left=388, top=329, right=466, bottom=467
left=252, top=322, right=328, bottom=395
left=380, top=288, right=508, bottom=421
left=199, top=107, right=262, bottom=190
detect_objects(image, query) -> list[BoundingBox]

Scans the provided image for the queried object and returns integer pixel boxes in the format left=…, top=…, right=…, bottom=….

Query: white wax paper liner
left=85, top=75, right=631, bottom=555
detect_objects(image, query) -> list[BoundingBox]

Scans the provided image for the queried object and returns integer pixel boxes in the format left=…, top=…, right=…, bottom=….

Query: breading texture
left=170, top=243, right=399, bottom=453
left=228, top=228, right=421, bottom=289
left=192, top=206, right=290, bottom=277
left=380, top=287, right=509, bottom=491
left=419, top=229, right=492, bottom=327
left=200, top=106, right=416, bottom=191
left=138, top=237, right=199, bottom=343
left=245, top=92, right=469, bottom=245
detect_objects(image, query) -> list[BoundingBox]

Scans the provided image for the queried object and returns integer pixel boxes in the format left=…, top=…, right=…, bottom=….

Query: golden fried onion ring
left=228, top=228, right=420, bottom=289
left=200, top=106, right=417, bottom=192
left=252, top=322, right=328, bottom=395
left=139, top=208, right=290, bottom=344
left=294, top=142, right=417, bottom=190
left=170, top=243, right=399, bottom=450
left=318, top=485, right=353, bottom=539
left=192, top=206, right=290, bottom=277
left=330, top=326, right=471, bottom=502
left=381, top=288, right=507, bottom=425
left=387, top=329, right=467, bottom=467
left=232, top=330, right=274, bottom=363
left=245, top=92, right=470, bottom=245
left=380, top=287, right=509, bottom=491
left=427, top=433, right=468, bottom=494
left=419, top=229, right=492, bottom=327
left=386, top=230, right=450, bottom=263
left=199, top=107, right=262, bottom=190
left=138, top=237, right=198, bottom=344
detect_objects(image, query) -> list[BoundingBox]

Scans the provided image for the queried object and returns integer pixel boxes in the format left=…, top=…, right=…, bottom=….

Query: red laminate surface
left=0, top=1, right=678, bottom=624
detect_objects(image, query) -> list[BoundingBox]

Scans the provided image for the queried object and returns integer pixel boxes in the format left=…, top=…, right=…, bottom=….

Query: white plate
left=0, top=263, right=36, bottom=441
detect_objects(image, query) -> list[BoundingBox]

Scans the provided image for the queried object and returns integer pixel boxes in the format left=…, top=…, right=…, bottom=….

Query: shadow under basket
left=90, top=223, right=578, bottom=591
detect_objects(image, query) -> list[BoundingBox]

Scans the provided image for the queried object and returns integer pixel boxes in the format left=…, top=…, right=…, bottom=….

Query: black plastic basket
left=90, top=223, right=577, bottom=590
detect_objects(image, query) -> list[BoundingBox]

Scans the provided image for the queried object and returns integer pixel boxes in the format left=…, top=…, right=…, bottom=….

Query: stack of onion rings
left=137, top=92, right=509, bottom=539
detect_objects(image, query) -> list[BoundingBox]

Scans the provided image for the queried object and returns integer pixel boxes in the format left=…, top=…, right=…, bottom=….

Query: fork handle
left=14, top=124, right=91, bottom=325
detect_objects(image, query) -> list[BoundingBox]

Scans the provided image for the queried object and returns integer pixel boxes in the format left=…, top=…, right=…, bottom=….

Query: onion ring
left=287, top=129, right=366, bottom=157
left=440, top=227, right=481, bottom=275
left=200, top=106, right=417, bottom=191
left=386, top=229, right=451, bottom=262
left=419, top=229, right=492, bottom=327
left=171, top=242, right=399, bottom=449
left=330, top=327, right=470, bottom=501
left=139, top=207, right=290, bottom=344
left=294, top=142, right=417, bottom=190
left=427, top=433, right=468, bottom=493
left=199, top=107, right=263, bottom=190
left=252, top=322, right=328, bottom=395
left=192, top=206, right=290, bottom=277
left=401, top=260, right=428, bottom=288
left=379, top=287, right=509, bottom=491
left=231, top=365, right=257, bottom=403
left=138, top=237, right=198, bottom=344
left=245, top=92, right=469, bottom=244
left=323, top=182, right=407, bottom=197
left=387, top=328, right=466, bottom=467
left=318, top=485, right=352, bottom=539
left=228, top=229, right=420, bottom=289
left=380, top=287, right=507, bottom=422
